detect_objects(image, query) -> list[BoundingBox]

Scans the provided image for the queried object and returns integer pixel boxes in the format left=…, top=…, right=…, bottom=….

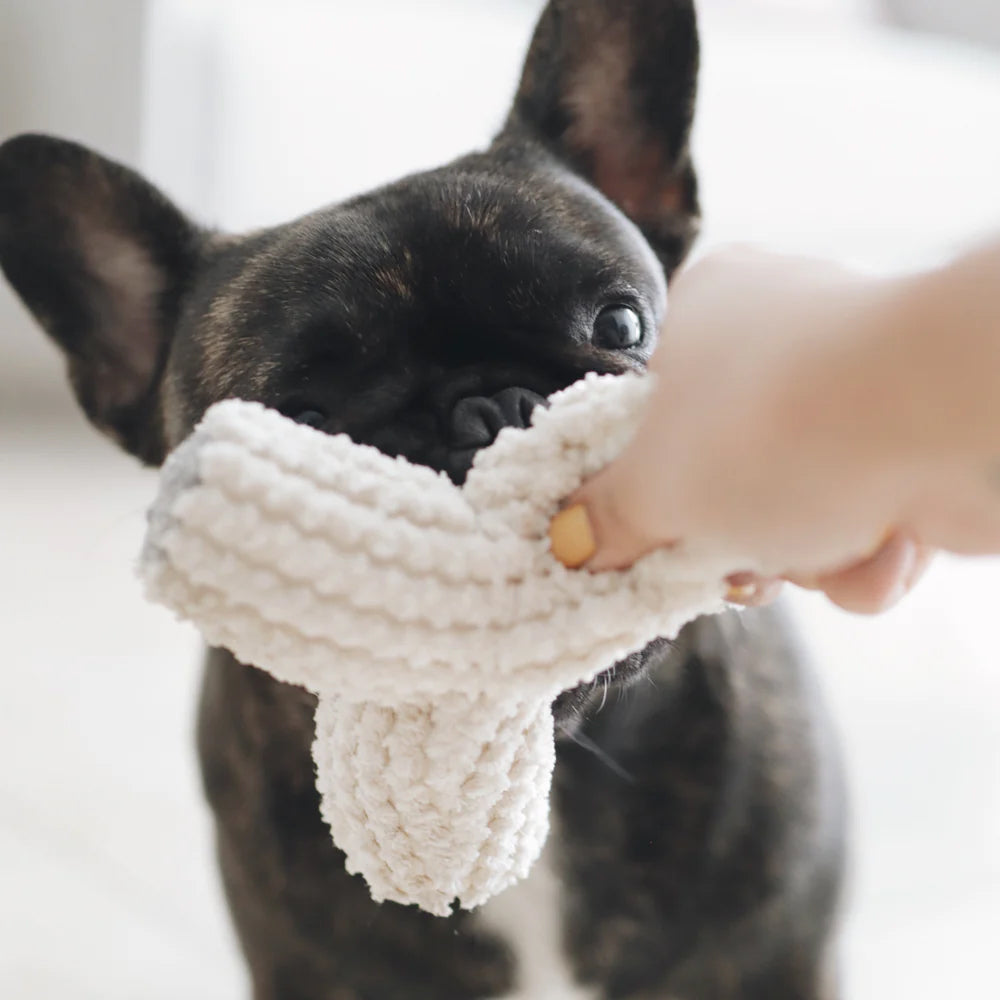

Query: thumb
left=549, top=462, right=666, bottom=571
left=550, top=470, right=787, bottom=608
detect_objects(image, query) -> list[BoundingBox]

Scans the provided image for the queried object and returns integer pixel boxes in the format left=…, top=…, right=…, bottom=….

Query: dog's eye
left=593, top=305, right=642, bottom=349
left=289, top=409, right=327, bottom=429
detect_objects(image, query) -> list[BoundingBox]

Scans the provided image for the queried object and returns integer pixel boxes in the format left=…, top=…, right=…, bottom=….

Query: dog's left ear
left=503, top=0, right=700, bottom=275
left=0, top=134, right=203, bottom=464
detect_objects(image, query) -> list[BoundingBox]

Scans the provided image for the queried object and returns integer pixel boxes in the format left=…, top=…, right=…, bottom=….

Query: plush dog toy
left=140, top=373, right=732, bottom=915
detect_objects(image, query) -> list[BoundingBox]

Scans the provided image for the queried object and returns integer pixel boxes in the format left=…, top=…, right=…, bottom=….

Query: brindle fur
left=0, top=3, right=846, bottom=997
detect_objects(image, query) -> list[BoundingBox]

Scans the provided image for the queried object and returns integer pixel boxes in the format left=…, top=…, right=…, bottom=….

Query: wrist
left=900, top=247, right=1000, bottom=462
left=751, top=275, right=924, bottom=559
left=799, top=271, right=950, bottom=467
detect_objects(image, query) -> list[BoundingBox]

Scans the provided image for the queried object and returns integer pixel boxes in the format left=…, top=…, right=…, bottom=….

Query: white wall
left=0, top=0, right=147, bottom=416
left=882, top=0, right=1000, bottom=48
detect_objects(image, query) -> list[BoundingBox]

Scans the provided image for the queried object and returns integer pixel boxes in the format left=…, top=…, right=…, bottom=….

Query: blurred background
left=2, top=1, right=999, bottom=997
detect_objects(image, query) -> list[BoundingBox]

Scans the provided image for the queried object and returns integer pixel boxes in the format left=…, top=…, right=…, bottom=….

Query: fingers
left=721, top=535, right=935, bottom=614
left=549, top=496, right=657, bottom=571
left=787, top=531, right=932, bottom=614
left=550, top=459, right=671, bottom=572
left=550, top=495, right=933, bottom=618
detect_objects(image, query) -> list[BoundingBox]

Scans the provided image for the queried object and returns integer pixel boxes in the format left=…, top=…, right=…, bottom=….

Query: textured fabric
left=140, top=373, right=729, bottom=914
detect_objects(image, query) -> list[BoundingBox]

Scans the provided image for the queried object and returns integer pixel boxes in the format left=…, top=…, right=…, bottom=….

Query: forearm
left=784, top=243, right=999, bottom=462
left=745, top=238, right=1000, bottom=562
left=899, top=240, right=1000, bottom=462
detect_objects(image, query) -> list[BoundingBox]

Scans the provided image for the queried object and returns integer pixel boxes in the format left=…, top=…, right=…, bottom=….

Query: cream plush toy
left=139, top=373, right=732, bottom=916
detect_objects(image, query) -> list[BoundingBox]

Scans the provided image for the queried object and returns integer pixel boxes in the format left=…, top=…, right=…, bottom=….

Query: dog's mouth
left=552, top=638, right=675, bottom=739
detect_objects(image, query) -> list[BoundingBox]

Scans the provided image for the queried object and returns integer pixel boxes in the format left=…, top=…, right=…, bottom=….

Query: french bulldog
left=0, top=2, right=846, bottom=997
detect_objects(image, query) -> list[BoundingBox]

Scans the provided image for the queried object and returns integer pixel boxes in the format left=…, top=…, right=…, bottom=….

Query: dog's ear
left=504, top=0, right=700, bottom=275
left=0, top=134, right=203, bottom=464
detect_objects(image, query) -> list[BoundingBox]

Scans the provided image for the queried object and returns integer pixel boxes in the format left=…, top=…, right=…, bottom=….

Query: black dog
left=0, top=2, right=846, bottom=997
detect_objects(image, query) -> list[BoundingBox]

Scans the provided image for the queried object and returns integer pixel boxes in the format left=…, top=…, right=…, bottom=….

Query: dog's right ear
left=502, top=0, right=701, bottom=276
left=0, top=134, right=203, bottom=464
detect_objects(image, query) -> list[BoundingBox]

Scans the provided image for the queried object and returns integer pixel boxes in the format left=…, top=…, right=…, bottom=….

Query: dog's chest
left=474, top=845, right=597, bottom=1000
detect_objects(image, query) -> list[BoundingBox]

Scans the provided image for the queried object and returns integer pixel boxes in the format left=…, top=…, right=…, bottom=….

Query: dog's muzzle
left=447, top=386, right=548, bottom=481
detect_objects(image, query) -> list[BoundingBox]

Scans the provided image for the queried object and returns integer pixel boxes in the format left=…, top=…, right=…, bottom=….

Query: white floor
left=2, top=408, right=998, bottom=999
left=1, top=410, right=246, bottom=999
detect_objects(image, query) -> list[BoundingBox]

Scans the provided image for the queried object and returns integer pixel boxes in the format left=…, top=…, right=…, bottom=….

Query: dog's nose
left=449, top=387, right=548, bottom=450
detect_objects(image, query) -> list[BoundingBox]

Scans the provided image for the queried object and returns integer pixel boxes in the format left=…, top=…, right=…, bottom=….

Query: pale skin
left=550, top=240, right=1000, bottom=613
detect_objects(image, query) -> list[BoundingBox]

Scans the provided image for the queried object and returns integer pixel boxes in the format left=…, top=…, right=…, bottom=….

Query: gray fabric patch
left=138, top=427, right=208, bottom=572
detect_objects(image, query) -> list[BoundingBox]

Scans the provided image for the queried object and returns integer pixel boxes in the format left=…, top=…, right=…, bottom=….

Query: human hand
left=549, top=246, right=943, bottom=612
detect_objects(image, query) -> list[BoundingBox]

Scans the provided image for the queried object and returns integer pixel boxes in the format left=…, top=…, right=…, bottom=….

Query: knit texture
left=140, top=373, right=730, bottom=914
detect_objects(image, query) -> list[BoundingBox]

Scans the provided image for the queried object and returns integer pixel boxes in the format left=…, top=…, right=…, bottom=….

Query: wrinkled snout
left=446, top=386, right=548, bottom=482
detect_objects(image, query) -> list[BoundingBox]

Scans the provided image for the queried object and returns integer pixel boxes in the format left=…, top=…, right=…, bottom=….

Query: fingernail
left=549, top=503, right=597, bottom=569
left=726, top=582, right=758, bottom=604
